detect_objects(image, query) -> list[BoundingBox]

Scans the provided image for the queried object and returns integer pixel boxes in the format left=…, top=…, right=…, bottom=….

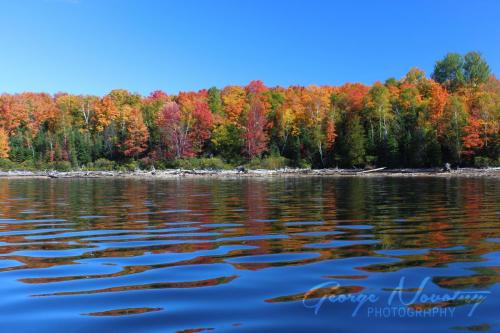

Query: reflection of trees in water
left=0, top=178, right=498, bottom=292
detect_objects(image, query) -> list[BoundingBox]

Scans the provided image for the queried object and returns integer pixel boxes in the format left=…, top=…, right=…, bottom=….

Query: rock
left=235, top=166, right=247, bottom=173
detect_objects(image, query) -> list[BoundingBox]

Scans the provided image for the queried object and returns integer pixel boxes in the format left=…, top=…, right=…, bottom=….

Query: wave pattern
left=0, top=177, right=498, bottom=332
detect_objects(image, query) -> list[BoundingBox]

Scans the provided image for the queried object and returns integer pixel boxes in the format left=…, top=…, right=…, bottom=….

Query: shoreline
left=0, top=167, right=499, bottom=179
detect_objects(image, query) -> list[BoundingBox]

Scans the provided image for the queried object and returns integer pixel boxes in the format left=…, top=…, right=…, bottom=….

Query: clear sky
left=0, top=0, right=498, bottom=96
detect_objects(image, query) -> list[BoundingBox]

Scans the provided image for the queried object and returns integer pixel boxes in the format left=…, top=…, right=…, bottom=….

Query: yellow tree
left=282, top=86, right=305, bottom=136
left=479, top=78, right=500, bottom=148
left=93, top=95, right=118, bottom=132
left=302, top=85, right=333, bottom=165
left=365, top=82, right=392, bottom=143
left=121, top=107, right=149, bottom=158
left=54, top=94, right=78, bottom=142
left=221, top=86, right=247, bottom=125
left=0, top=127, right=9, bottom=158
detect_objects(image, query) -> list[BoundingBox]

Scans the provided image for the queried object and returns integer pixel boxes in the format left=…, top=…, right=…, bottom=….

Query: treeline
left=0, top=51, right=498, bottom=171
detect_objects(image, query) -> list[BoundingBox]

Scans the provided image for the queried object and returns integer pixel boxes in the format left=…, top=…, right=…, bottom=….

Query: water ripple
left=0, top=177, right=498, bottom=333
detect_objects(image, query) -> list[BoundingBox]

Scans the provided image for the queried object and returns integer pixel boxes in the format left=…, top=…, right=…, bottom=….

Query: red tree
left=244, top=81, right=269, bottom=158
left=157, top=101, right=192, bottom=158
left=190, top=100, right=213, bottom=152
left=122, top=108, right=149, bottom=158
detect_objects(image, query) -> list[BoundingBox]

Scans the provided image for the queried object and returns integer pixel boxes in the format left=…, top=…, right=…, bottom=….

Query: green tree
left=264, top=89, right=285, bottom=153
left=207, top=87, right=223, bottom=115
left=431, top=53, right=465, bottom=92
left=336, top=113, right=365, bottom=167
left=463, top=51, right=491, bottom=88
left=393, top=85, right=427, bottom=167
left=210, top=123, right=244, bottom=164
left=442, top=96, right=468, bottom=164
left=345, top=115, right=365, bottom=167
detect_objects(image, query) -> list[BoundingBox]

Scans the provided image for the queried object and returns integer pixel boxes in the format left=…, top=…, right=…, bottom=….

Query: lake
left=0, top=177, right=498, bottom=332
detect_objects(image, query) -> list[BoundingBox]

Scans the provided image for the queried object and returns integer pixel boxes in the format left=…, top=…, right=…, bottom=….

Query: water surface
left=0, top=177, right=498, bottom=332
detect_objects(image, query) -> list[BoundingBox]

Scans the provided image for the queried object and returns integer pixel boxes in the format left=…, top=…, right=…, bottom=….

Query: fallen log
left=357, top=167, right=386, bottom=174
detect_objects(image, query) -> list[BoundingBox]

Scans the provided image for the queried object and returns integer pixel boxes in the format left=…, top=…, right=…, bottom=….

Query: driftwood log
left=357, top=167, right=386, bottom=174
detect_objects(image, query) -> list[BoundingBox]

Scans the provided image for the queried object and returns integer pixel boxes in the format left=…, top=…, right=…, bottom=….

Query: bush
left=474, top=156, right=490, bottom=168
left=0, top=158, right=15, bottom=171
left=122, top=160, right=139, bottom=172
left=138, top=157, right=155, bottom=170
left=365, top=155, right=377, bottom=168
left=93, top=158, right=116, bottom=171
left=3, top=159, right=38, bottom=171
left=199, top=157, right=230, bottom=170
left=47, top=161, right=72, bottom=172
left=297, top=160, right=312, bottom=169
left=474, top=156, right=500, bottom=168
left=152, top=160, right=168, bottom=170
left=174, top=157, right=230, bottom=170
left=246, top=155, right=290, bottom=170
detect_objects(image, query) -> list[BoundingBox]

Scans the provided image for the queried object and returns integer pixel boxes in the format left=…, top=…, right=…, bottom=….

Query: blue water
left=0, top=177, right=498, bottom=332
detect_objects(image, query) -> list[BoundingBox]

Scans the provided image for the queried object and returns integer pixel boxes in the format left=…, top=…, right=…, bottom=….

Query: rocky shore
left=0, top=167, right=499, bottom=179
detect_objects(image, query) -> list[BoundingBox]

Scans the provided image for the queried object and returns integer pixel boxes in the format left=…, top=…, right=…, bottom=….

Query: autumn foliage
left=0, top=128, right=9, bottom=159
left=0, top=52, right=498, bottom=169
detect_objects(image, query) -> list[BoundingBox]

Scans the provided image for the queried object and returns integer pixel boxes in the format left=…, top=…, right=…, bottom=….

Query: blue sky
left=0, top=0, right=498, bottom=96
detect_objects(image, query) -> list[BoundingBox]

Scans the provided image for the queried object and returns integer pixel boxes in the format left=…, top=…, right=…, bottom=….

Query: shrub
left=174, top=157, right=230, bottom=170
left=198, top=157, right=230, bottom=170
left=297, top=160, right=312, bottom=169
left=474, top=156, right=490, bottom=168
left=51, top=161, right=72, bottom=172
left=474, top=156, right=500, bottom=168
left=0, top=158, right=15, bottom=170
left=365, top=155, right=377, bottom=168
left=246, top=155, right=289, bottom=170
left=93, top=158, right=116, bottom=171
left=138, top=157, right=155, bottom=170
left=123, top=161, right=139, bottom=171
left=19, top=160, right=37, bottom=171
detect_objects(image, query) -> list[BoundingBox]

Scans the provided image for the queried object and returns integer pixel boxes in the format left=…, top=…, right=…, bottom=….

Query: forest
left=0, top=51, right=498, bottom=171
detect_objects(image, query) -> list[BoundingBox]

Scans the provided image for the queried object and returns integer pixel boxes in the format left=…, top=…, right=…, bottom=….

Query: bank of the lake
left=1, top=167, right=499, bottom=179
